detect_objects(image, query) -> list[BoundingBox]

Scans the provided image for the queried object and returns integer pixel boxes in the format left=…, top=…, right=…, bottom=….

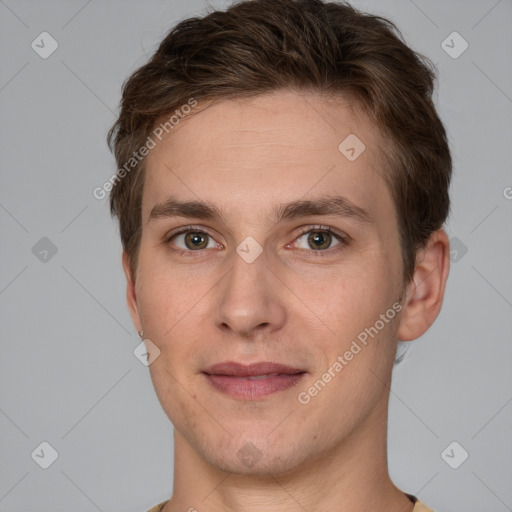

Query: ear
left=397, top=229, right=450, bottom=341
left=122, top=250, right=142, bottom=334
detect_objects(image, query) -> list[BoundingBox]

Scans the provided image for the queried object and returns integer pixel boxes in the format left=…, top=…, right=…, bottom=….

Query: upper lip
left=203, top=361, right=305, bottom=377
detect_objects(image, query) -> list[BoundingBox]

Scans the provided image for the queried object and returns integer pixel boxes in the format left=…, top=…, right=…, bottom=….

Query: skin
left=122, top=90, right=450, bottom=512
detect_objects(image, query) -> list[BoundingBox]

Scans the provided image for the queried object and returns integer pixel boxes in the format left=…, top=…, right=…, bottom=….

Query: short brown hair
left=107, top=0, right=451, bottom=283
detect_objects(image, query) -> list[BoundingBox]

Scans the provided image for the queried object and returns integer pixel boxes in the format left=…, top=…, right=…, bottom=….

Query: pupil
left=187, top=232, right=206, bottom=249
left=309, top=232, right=330, bottom=250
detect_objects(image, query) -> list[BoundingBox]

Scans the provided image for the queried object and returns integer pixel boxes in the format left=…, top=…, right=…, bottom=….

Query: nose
left=212, top=244, right=287, bottom=338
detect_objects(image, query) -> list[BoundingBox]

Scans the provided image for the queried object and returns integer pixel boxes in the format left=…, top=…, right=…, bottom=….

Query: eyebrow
left=148, top=195, right=373, bottom=225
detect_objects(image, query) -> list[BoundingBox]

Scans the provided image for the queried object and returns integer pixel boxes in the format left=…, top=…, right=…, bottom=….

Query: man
left=107, top=0, right=451, bottom=510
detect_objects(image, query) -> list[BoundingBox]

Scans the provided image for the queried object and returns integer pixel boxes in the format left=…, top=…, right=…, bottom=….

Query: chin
left=197, top=430, right=315, bottom=477
left=212, top=451, right=305, bottom=477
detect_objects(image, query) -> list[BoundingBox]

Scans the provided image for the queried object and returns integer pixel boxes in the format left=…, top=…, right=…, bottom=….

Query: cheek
left=135, top=251, right=202, bottom=333
left=135, top=253, right=212, bottom=379
left=297, top=306, right=399, bottom=436
left=136, top=263, right=207, bottom=425
left=300, top=258, right=402, bottom=416
left=147, top=357, right=204, bottom=437
left=310, top=260, right=398, bottom=342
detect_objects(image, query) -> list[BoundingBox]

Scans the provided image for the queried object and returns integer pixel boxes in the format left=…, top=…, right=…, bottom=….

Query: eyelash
left=293, top=226, right=348, bottom=258
left=165, top=225, right=349, bottom=258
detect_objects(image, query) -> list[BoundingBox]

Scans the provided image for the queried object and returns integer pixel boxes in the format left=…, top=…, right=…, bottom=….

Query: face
left=126, top=90, right=407, bottom=475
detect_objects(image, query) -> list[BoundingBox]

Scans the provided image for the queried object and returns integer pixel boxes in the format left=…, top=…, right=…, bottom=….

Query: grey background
left=0, top=0, right=511, bottom=511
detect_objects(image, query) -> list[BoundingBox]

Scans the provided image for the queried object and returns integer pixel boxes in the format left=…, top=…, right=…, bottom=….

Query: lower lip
left=204, top=373, right=306, bottom=399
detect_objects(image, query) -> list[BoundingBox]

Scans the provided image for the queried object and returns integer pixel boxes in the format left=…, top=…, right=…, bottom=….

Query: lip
left=202, top=361, right=306, bottom=399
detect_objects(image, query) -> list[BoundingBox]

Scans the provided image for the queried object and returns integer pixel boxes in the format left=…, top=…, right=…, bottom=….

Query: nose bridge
left=213, top=243, right=286, bottom=336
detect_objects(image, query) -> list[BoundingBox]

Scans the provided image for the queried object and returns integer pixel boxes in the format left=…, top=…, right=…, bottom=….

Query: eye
left=167, top=228, right=220, bottom=253
left=165, top=225, right=348, bottom=257
left=292, top=226, right=346, bottom=253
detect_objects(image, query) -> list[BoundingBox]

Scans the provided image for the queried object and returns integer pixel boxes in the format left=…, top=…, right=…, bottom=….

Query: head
left=108, top=0, right=451, bottom=476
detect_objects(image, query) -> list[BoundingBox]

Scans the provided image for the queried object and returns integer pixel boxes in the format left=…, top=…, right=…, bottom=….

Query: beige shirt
left=146, top=494, right=435, bottom=511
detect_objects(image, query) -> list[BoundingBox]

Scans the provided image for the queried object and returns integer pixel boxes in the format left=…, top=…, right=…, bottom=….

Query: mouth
left=202, top=361, right=307, bottom=400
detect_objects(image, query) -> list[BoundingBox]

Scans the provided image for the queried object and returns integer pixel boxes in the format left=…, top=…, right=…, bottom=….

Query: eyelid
left=165, top=225, right=223, bottom=254
left=165, top=224, right=221, bottom=242
left=289, top=225, right=349, bottom=253
left=294, top=224, right=348, bottom=242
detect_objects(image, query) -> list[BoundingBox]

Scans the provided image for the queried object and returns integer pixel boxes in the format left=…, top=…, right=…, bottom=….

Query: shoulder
left=406, top=493, right=436, bottom=512
left=145, top=501, right=169, bottom=512
left=413, top=500, right=436, bottom=512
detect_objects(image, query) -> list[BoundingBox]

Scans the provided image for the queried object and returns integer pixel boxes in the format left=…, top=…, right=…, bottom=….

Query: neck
left=164, top=388, right=414, bottom=512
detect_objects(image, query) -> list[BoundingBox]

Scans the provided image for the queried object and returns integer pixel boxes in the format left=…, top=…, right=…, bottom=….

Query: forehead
left=142, top=90, right=391, bottom=225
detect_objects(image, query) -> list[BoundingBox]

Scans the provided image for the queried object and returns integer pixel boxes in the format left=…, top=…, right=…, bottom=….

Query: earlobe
left=397, top=229, right=450, bottom=342
left=122, top=251, right=142, bottom=334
